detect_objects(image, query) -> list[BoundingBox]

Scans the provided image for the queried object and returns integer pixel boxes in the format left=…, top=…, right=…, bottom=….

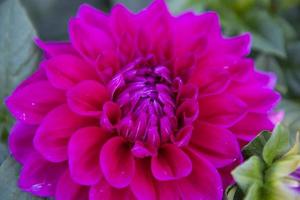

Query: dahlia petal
left=131, top=159, right=180, bottom=200
left=110, top=4, right=136, bottom=63
left=19, top=153, right=66, bottom=197
left=35, top=39, right=78, bottom=58
left=177, top=150, right=223, bottom=200
left=34, top=104, right=95, bottom=162
left=221, top=33, right=251, bottom=56
left=100, top=101, right=122, bottom=129
left=9, top=122, right=37, bottom=164
left=69, top=18, right=115, bottom=61
left=90, top=178, right=135, bottom=200
left=229, top=113, right=274, bottom=142
left=67, top=80, right=109, bottom=116
left=42, top=54, right=98, bottom=90
left=55, top=170, right=89, bottom=200
left=68, top=127, right=110, bottom=185
left=229, top=86, right=281, bottom=113
left=199, top=93, right=247, bottom=127
left=16, top=68, right=47, bottom=91
left=77, top=4, right=109, bottom=32
left=151, top=144, right=192, bottom=181
left=100, top=137, right=135, bottom=188
left=5, top=81, right=64, bottom=125
left=131, top=141, right=156, bottom=158
left=228, top=58, right=253, bottom=83
left=171, top=125, right=193, bottom=147
left=191, top=122, right=241, bottom=168
left=130, top=159, right=156, bottom=200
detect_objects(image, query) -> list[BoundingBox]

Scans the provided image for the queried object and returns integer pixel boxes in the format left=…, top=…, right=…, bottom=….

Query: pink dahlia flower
left=6, top=0, right=280, bottom=199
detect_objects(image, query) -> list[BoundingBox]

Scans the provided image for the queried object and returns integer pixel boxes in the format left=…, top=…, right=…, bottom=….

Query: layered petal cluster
left=6, top=1, right=280, bottom=199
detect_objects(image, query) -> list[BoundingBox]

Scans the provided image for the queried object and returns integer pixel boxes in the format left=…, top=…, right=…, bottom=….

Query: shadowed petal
left=176, top=150, right=223, bottom=200
left=100, top=137, right=135, bottom=188
left=67, top=80, right=109, bottom=116
left=191, top=122, right=241, bottom=168
left=34, top=104, right=96, bottom=162
left=90, top=178, right=135, bottom=200
left=68, top=127, right=110, bottom=185
left=199, top=93, right=247, bottom=127
left=19, top=153, right=66, bottom=197
left=42, top=54, right=98, bottom=90
left=9, top=122, right=37, bottom=164
left=151, top=144, right=192, bottom=181
left=55, top=170, right=89, bottom=200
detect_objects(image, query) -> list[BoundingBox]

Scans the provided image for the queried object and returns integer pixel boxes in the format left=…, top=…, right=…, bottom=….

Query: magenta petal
left=55, top=170, right=89, bottom=200
left=229, top=86, right=281, bottom=113
left=100, top=101, right=122, bottom=129
left=177, top=150, right=223, bottom=200
left=69, top=18, right=115, bottom=61
left=9, top=122, right=37, bottom=164
left=42, top=54, right=98, bottom=90
left=130, top=159, right=157, bottom=200
left=191, top=122, right=241, bottom=168
left=199, top=93, right=247, bottom=127
left=35, top=39, right=78, bottom=58
left=229, top=113, right=274, bottom=142
left=19, top=153, right=66, bottom=197
left=89, top=178, right=134, bottom=200
left=68, top=126, right=110, bottom=185
left=77, top=4, right=109, bottom=30
left=34, top=104, right=95, bottom=162
left=67, top=80, right=109, bottom=116
left=100, top=137, right=135, bottom=188
left=151, top=144, right=192, bottom=181
left=221, top=33, right=251, bottom=56
left=5, top=81, right=64, bottom=125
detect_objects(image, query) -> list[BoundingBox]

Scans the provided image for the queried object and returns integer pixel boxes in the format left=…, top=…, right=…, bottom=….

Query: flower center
left=109, top=58, right=177, bottom=146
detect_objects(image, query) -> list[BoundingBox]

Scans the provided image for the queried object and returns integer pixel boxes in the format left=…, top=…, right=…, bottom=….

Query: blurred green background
left=0, top=0, right=299, bottom=198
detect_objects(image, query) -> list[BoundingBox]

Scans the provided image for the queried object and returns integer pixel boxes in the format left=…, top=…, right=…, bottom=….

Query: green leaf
left=0, top=0, right=40, bottom=100
left=277, top=99, right=300, bottom=139
left=232, top=156, right=264, bottom=193
left=244, top=183, right=263, bottom=200
left=0, top=157, right=44, bottom=200
left=225, top=184, right=245, bottom=200
left=0, top=0, right=40, bottom=151
left=112, top=0, right=151, bottom=12
left=255, top=54, right=287, bottom=94
left=284, top=42, right=300, bottom=97
left=21, top=0, right=111, bottom=40
left=242, top=131, right=272, bottom=159
left=262, top=124, right=290, bottom=165
left=245, top=11, right=286, bottom=58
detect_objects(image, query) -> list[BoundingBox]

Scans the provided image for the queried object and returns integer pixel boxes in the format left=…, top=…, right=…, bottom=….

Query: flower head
left=6, top=0, right=280, bottom=199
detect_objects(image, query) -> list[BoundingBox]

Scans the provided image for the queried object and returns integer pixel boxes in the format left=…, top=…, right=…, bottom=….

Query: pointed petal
left=5, top=81, right=64, bottom=125
left=229, top=113, right=274, bottom=142
left=69, top=18, right=115, bottom=61
left=35, top=39, right=78, bottom=58
left=42, top=54, right=98, bottom=90
left=191, top=122, right=241, bottom=168
left=198, top=93, right=247, bottom=127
